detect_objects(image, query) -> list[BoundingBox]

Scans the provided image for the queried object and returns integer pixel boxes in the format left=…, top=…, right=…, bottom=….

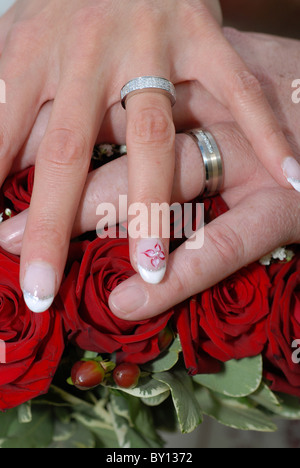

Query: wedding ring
left=186, top=129, right=224, bottom=197
left=121, top=76, right=176, bottom=109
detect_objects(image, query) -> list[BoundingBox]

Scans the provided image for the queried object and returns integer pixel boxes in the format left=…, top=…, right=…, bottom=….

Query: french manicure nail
left=109, top=285, right=148, bottom=315
left=282, top=157, right=300, bottom=192
left=22, top=262, right=56, bottom=313
left=137, top=238, right=167, bottom=285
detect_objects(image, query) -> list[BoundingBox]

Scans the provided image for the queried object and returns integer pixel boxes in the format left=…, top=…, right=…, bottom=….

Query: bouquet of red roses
left=0, top=145, right=299, bottom=448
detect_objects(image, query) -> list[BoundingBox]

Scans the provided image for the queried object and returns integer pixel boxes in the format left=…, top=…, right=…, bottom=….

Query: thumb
left=109, top=188, right=293, bottom=321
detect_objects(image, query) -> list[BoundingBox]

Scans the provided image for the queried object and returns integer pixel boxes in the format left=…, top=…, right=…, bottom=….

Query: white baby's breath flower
left=259, top=247, right=295, bottom=266
left=4, top=208, right=12, bottom=218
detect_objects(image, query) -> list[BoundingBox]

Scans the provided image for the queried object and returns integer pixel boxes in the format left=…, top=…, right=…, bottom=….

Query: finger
left=13, top=81, right=230, bottom=166
left=109, top=187, right=299, bottom=321
left=0, top=134, right=195, bottom=256
left=188, top=10, right=300, bottom=192
left=0, top=122, right=260, bottom=254
left=12, top=101, right=54, bottom=174
left=99, top=80, right=230, bottom=145
left=0, top=28, right=47, bottom=184
left=20, top=72, right=107, bottom=313
left=0, top=2, right=17, bottom=53
left=125, top=90, right=175, bottom=285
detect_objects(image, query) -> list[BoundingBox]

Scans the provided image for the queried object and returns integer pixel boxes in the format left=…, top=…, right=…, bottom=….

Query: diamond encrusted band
left=121, top=76, right=176, bottom=109
left=186, top=129, right=224, bottom=197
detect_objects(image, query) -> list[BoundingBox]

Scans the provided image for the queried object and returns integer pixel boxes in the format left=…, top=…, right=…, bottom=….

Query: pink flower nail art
left=142, top=243, right=166, bottom=269
left=137, top=238, right=167, bottom=285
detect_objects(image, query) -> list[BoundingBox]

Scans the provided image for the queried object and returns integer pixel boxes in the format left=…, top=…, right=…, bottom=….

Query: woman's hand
left=0, top=1, right=297, bottom=312
left=2, top=118, right=299, bottom=318
left=1, top=29, right=300, bottom=320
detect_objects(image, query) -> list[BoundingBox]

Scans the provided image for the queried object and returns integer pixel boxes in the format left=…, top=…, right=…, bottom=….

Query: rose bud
left=71, top=360, right=105, bottom=390
left=113, top=363, right=141, bottom=389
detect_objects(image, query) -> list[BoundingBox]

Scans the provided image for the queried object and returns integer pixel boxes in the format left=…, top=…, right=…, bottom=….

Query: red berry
left=71, top=360, right=105, bottom=390
left=113, top=363, right=141, bottom=389
left=158, top=326, right=174, bottom=352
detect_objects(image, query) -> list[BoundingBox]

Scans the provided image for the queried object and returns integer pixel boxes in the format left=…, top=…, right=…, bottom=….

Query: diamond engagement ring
left=186, top=129, right=224, bottom=197
left=121, top=76, right=176, bottom=110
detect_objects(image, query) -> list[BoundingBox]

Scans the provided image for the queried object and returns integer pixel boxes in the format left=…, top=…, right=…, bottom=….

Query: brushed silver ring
left=186, top=129, right=224, bottom=197
left=121, top=76, right=176, bottom=110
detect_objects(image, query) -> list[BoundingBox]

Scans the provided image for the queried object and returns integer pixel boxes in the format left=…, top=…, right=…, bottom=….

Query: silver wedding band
left=186, top=129, right=224, bottom=197
left=121, top=76, right=176, bottom=109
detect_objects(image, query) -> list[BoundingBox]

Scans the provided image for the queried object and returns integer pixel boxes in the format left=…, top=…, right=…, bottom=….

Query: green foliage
left=1, top=340, right=300, bottom=448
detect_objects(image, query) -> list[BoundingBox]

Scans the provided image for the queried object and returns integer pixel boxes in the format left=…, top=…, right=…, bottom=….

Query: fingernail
left=109, top=285, right=148, bottom=315
left=137, top=238, right=167, bottom=285
left=282, top=157, right=300, bottom=192
left=0, top=210, right=27, bottom=252
left=22, top=262, right=56, bottom=313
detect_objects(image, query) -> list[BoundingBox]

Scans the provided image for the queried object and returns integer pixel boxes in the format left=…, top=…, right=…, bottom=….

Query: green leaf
left=193, top=355, right=263, bottom=398
left=17, top=401, right=32, bottom=424
left=83, top=351, right=100, bottom=360
left=47, top=385, right=94, bottom=410
left=69, top=404, right=118, bottom=448
left=50, top=420, right=96, bottom=448
left=248, top=382, right=281, bottom=412
left=195, top=387, right=277, bottom=432
left=0, top=408, right=18, bottom=440
left=141, top=391, right=170, bottom=407
left=153, top=369, right=203, bottom=434
left=142, top=336, right=182, bottom=373
left=105, top=376, right=169, bottom=399
left=1, top=407, right=54, bottom=448
left=108, top=400, right=163, bottom=449
left=110, top=392, right=164, bottom=448
left=271, top=393, right=300, bottom=419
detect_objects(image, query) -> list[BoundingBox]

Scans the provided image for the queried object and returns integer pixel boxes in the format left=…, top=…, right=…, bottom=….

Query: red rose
left=0, top=248, right=65, bottom=411
left=176, top=263, right=271, bottom=374
left=175, top=301, right=222, bottom=375
left=264, top=251, right=300, bottom=397
left=3, top=166, right=34, bottom=213
left=60, top=236, right=173, bottom=364
left=203, top=195, right=229, bottom=222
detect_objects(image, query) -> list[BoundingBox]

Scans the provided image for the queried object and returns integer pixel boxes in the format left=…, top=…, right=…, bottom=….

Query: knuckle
left=132, top=2, right=164, bottom=31
left=232, top=70, right=264, bottom=104
left=262, top=124, right=285, bottom=148
left=8, top=20, right=34, bottom=43
left=40, top=128, right=87, bottom=168
left=212, top=122, right=251, bottom=158
left=267, top=189, right=300, bottom=244
left=135, top=194, right=169, bottom=209
left=27, top=219, right=66, bottom=251
left=170, top=262, right=191, bottom=298
left=128, top=107, right=175, bottom=147
left=6, top=19, right=45, bottom=56
left=206, top=222, right=246, bottom=269
left=169, top=254, right=204, bottom=300
left=187, top=255, right=203, bottom=281
left=70, top=5, right=106, bottom=37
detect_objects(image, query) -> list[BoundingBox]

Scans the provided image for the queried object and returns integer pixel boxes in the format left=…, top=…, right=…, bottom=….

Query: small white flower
left=119, top=145, right=127, bottom=155
left=4, top=208, right=12, bottom=218
left=259, top=247, right=295, bottom=266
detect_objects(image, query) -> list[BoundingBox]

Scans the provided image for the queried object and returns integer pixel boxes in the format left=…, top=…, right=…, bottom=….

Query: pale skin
left=0, top=0, right=298, bottom=311
left=1, top=30, right=300, bottom=319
